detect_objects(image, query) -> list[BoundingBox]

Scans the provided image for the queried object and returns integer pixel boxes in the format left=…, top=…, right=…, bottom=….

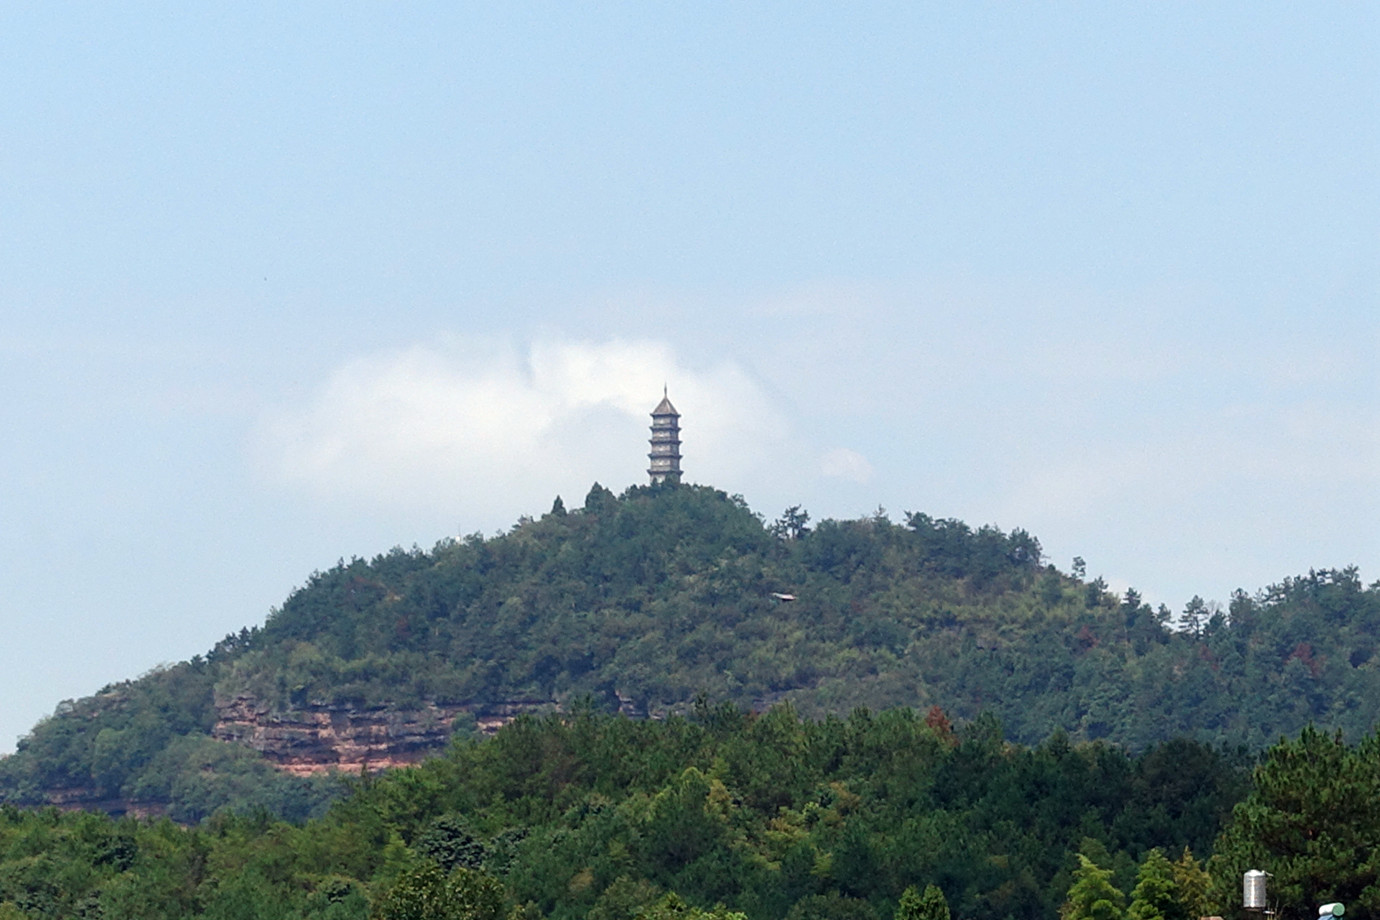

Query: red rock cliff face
left=211, top=696, right=552, bottom=775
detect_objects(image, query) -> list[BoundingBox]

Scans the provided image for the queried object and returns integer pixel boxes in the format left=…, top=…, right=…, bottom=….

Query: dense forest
left=0, top=708, right=1377, bottom=920
left=1, top=483, right=1377, bottom=822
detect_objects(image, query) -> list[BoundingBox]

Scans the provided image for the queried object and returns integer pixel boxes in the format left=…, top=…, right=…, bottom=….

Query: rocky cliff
left=210, top=696, right=555, bottom=775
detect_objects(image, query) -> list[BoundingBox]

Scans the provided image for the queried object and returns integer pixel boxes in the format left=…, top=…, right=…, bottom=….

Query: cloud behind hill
left=256, top=336, right=811, bottom=517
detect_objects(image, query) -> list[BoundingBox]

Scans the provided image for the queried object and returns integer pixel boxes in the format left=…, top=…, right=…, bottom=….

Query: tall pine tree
left=1063, top=854, right=1125, bottom=920
left=1127, top=849, right=1184, bottom=920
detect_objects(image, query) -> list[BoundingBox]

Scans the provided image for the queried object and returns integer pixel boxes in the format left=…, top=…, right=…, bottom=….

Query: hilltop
left=1, top=482, right=1376, bottom=822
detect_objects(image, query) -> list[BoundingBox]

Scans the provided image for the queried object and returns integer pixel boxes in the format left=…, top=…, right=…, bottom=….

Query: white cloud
left=254, top=336, right=798, bottom=518
left=247, top=284, right=1379, bottom=612
left=820, top=447, right=874, bottom=484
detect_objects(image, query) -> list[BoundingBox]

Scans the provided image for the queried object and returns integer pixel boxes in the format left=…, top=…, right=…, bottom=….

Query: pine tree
left=918, top=885, right=950, bottom=920
left=1063, top=853, right=1125, bottom=920
left=895, top=885, right=950, bottom=920
left=1127, top=849, right=1184, bottom=920
left=1207, top=726, right=1380, bottom=917
left=1169, top=849, right=1210, bottom=920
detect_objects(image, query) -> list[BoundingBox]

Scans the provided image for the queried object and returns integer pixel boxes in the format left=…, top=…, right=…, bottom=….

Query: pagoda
left=647, top=389, right=683, bottom=485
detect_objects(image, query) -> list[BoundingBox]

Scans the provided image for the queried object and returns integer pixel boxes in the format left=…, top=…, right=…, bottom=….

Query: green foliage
left=1207, top=725, right=1380, bottom=917
left=1, top=485, right=1376, bottom=829
left=588, top=876, right=663, bottom=920
left=375, top=863, right=507, bottom=920
left=895, top=885, right=949, bottom=920
left=1063, top=853, right=1125, bottom=920
left=894, top=887, right=924, bottom=920
left=785, top=892, right=877, bottom=920
left=330, top=706, right=1240, bottom=920
left=0, top=705, right=1285, bottom=920
left=416, top=814, right=486, bottom=872
left=1167, top=850, right=1209, bottom=920
left=1126, top=850, right=1183, bottom=920
left=636, top=892, right=749, bottom=920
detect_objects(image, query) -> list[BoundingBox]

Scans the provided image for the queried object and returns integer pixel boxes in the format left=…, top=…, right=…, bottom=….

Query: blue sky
left=1, top=4, right=1376, bottom=751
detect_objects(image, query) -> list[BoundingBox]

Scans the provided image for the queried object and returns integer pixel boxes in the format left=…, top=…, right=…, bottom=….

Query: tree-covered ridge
left=1, top=482, right=1377, bottom=820
left=229, top=484, right=1052, bottom=720
left=225, top=483, right=1380, bottom=747
left=0, top=705, right=1250, bottom=920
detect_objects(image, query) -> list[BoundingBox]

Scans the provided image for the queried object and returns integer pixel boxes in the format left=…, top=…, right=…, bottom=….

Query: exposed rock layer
left=211, top=696, right=554, bottom=775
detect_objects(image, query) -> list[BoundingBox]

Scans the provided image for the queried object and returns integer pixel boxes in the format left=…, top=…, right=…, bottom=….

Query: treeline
left=2, top=483, right=1377, bottom=819
left=206, top=484, right=1380, bottom=751
left=0, top=704, right=1253, bottom=920
left=4, top=707, right=1377, bottom=920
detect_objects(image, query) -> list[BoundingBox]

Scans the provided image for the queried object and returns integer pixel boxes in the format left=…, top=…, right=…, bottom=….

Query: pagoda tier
left=648, top=392, right=683, bottom=485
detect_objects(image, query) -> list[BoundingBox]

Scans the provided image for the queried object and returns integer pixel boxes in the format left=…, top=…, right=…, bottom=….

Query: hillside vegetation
left=1, top=483, right=1377, bottom=822
left=3, top=708, right=1380, bottom=920
left=0, top=705, right=1251, bottom=920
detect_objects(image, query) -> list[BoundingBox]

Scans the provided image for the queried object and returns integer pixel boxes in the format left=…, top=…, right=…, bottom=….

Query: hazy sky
left=1, top=4, right=1376, bottom=752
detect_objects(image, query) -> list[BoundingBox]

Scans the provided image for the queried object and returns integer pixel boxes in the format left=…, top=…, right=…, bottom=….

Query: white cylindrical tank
left=1244, top=870, right=1268, bottom=910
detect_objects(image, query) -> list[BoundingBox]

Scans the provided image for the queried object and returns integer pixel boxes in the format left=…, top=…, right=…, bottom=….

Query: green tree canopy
left=1208, top=726, right=1380, bottom=918
left=895, top=885, right=950, bottom=920
left=1064, top=853, right=1125, bottom=920
left=1127, top=849, right=1184, bottom=920
left=375, top=863, right=508, bottom=920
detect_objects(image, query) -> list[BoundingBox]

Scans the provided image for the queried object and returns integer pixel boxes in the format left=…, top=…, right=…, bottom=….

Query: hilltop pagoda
left=647, top=389, right=682, bottom=485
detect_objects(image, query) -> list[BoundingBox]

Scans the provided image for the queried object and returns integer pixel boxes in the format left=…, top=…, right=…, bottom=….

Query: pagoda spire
left=647, top=390, right=682, bottom=485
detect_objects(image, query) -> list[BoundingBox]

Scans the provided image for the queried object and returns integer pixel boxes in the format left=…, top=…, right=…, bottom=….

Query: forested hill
left=2, top=482, right=1378, bottom=821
